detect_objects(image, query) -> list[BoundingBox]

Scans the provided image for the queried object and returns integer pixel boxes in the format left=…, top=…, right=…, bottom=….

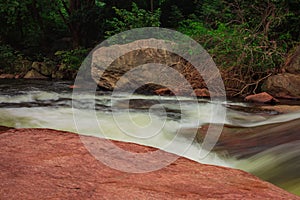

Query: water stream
left=0, top=79, right=299, bottom=195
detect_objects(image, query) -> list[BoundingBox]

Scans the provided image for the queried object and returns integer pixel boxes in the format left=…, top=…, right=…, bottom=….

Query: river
left=0, top=79, right=299, bottom=195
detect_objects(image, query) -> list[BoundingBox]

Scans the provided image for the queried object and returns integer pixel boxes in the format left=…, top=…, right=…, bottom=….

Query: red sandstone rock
left=154, top=88, right=174, bottom=96
left=14, top=74, right=22, bottom=79
left=0, top=128, right=298, bottom=199
left=245, top=92, right=279, bottom=103
left=0, top=74, right=15, bottom=79
left=69, top=85, right=81, bottom=89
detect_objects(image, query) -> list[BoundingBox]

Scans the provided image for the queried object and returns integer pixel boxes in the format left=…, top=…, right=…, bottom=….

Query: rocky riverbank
left=0, top=127, right=299, bottom=199
left=1, top=43, right=300, bottom=100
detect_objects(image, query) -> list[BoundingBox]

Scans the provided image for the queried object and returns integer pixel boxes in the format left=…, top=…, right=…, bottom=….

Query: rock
left=284, top=46, right=300, bottom=74
left=14, top=59, right=32, bottom=73
left=0, top=74, right=15, bottom=79
left=134, top=83, right=167, bottom=95
left=260, top=105, right=300, bottom=114
left=245, top=92, right=279, bottom=104
left=1, top=128, right=298, bottom=199
left=192, top=88, right=210, bottom=97
left=32, top=61, right=56, bottom=76
left=195, top=118, right=300, bottom=159
left=14, top=74, right=22, bottom=79
left=263, top=73, right=300, bottom=99
left=52, top=65, right=77, bottom=80
left=155, top=88, right=175, bottom=96
left=52, top=70, right=65, bottom=79
left=225, top=104, right=280, bottom=115
left=24, top=69, right=48, bottom=79
left=91, top=39, right=223, bottom=95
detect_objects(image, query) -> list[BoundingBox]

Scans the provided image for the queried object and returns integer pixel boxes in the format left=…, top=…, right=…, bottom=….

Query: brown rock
left=0, top=74, right=15, bottom=79
left=195, top=118, right=300, bottom=159
left=260, top=105, right=300, bottom=114
left=263, top=73, right=300, bottom=99
left=245, top=92, right=279, bottom=104
left=134, top=83, right=167, bottom=95
left=91, top=39, right=222, bottom=95
left=284, top=45, right=300, bottom=74
left=192, top=88, right=210, bottom=97
left=14, top=74, right=22, bottom=79
left=1, top=128, right=298, bottom=199
left=155, top=88, right=174, bottom=96
left=32, top=61, right=56, bottom=76
left=24, top=69, right=48, bottom=79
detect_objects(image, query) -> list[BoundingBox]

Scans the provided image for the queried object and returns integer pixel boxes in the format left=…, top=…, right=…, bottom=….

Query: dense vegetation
left=0, top=0, right=299, bottom=95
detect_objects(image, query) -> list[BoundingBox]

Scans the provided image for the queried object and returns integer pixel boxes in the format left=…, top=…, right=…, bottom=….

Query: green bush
left=0, top=44, right=24, bottom=72
left=105, top=2, right=161, bottom=37
left=178, top=19, right=288, bottom=96
left=54, top=48, right=89, bottom=70
left=179, top=20, right=285, bottom=71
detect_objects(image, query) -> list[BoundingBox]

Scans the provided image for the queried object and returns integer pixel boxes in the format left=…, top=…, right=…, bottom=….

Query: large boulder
left=1, top=128, right=298, bottom=199
left=91, top=39, right=224, bottom=96
left=263, top=73, right=300, bottom=99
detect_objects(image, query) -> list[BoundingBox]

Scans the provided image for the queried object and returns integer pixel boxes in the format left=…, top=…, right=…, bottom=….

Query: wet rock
left=225, top=104, right=280, bottom=115
left=0, top=126, right=14, bottom=133
left=260, top=105, right=300, bottom=114
left=14, top=74, right=22, bottom=79
left=192, top=88, right=210, bottom=97
left=0, top=74, right=15, bottom=79
left=245, top=92, right=279, bottom=104
left=134, top=83, right=166, bottom=95
left=24, top=69, right=48, bottom=79
left=1, top=128, right=298, bottom=199
left=263, top=73, right=300, bottom=99
left=155, top=88, right=174, bottom=96
left=195, top=118, right=300, bottom=159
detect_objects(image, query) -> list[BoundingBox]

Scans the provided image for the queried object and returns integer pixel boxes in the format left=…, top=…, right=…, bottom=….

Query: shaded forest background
left=0, top=0, right=299, bottom=95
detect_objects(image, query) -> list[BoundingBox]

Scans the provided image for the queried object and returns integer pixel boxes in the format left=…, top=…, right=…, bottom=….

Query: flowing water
left=0, top=79, right=299, bottom=195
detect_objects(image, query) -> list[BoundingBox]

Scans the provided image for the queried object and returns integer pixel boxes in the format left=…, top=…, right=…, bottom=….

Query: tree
left=52, top=0, right=104, bottom=48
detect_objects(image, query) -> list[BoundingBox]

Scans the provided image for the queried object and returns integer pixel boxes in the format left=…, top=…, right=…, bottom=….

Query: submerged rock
left=0, top=128, right=298, bottom=199
left=195, top=118, right=300, bottom=159
left=260, top=105, right=300, bottom=114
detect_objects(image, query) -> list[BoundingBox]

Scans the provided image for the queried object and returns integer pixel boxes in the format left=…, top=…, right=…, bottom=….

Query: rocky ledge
left=0, top=128, right=298, bottom=199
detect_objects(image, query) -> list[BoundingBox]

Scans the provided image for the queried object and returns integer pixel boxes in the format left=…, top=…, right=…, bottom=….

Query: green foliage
left=105, top=2, right=161, bottom=37
left=179, top=20, right=285, bottom=71
left=54, top=48, right=89, bottom=70
left=0, top=44, right=23, bottom=71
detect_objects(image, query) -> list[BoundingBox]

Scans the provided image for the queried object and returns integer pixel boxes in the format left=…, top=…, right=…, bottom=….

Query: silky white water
left=1, top=84, right=299, bottom=166
left=1, top=80, right=299, bottom=194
